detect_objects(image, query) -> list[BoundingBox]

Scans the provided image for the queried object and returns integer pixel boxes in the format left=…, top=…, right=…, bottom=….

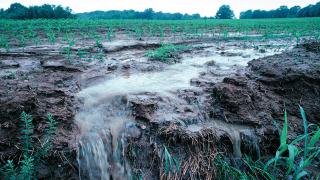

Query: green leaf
left=308, top=128, right=320, bottom=148
left=296, top=171, right=308, bottom=180
left=287, top=144, right=298, bottom=174
left=299, top=105, right=308, bottom=159
left=280, top=109, right=288, bottom=147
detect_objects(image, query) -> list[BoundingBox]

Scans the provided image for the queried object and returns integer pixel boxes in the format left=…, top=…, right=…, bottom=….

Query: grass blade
left=299, top=106, right=308, bottom=159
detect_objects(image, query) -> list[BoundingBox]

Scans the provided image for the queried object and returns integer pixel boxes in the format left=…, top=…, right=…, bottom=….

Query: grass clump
left=215, top=106, right=320, bottom=180
left=159, top=145, right=180, bottom=179
left=146, top=44, right=189, bottom=63
left=0, top=112, right=57, bottom=180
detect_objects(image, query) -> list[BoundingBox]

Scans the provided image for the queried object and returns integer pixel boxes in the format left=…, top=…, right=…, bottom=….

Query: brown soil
left=209, top=42, right=320, bottom=154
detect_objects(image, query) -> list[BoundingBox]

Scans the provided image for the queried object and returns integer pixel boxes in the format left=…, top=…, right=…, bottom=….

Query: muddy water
left=187, top=121, right=255, bottom=157
left=75, top=43, right=289, bottom=179
left=78, top=46, right=279, bottom=106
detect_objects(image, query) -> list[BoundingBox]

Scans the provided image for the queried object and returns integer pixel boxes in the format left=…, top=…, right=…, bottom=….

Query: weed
left=162, top=145, right=180, bottom=175
left=5, top=71, right=16, bottom=79
left=0, top=112, right=57, bottom=179
left=20, top=112, right=34, bottom=156
left=215, top=106, right=320, bottom=179
left=146, top=44, right=189, bottom=63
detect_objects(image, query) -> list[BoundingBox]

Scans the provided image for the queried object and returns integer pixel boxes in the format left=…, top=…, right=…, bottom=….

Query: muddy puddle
left=75, top=40, right=292, bottom=179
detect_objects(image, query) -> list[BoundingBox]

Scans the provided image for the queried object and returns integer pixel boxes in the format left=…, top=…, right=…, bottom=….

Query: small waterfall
left=77, top=129, right=112, bottom=180
left=76, top=96, right=132, bottom=180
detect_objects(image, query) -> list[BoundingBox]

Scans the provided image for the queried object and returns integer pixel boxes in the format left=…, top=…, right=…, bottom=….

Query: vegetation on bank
left=0, top=112, right=57, bottom=179
left=216, top=106, right=320, bottom=179
left=146, top=44, right=190, bottom=63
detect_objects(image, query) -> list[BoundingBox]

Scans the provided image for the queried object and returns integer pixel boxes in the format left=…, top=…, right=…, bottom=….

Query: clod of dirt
left=128, top=94, right=161, bottom=122
left=302, top=41, right=320, bottom=53
left=41, top=60, right=82, bottom=72
left=0, top=60, right=20, bottom=68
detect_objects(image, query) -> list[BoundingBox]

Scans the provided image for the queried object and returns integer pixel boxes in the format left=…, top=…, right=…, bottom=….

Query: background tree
left=288, top=6, right=301, bottom=17
left=298, top=2, right=320, bottom=17
left=240, top=10, right=253, bottom=19
left=1, top=3, right=74, bottom=19
left=215, top=5, right=235, bottom=19
left=273, top=6, right=289, bottom=18
left=77, top=8, right=205, bottom=20
left=0, top=8, right=4, bottom=18
left=141, top=8, right=155, bottom=19
left=240, top=1, right=320, bottom=19
left=5, top=3, right=29, bottom=19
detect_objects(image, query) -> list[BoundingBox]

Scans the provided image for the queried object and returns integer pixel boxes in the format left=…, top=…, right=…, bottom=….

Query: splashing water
left=76, top=97, right=132, bottom=180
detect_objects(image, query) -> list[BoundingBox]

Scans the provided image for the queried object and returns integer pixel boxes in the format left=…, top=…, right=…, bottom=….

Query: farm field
left=0, top=18, right=320, bottom=179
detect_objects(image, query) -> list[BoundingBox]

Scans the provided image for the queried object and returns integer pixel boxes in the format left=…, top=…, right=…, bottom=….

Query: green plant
left=46, top=31, right=56, bottom=45
left=1, top=112, right=57, bottom=180
left=18, top=35, right=26, bottom=50
left=5, top=71, right=16, bottom=79
left=92, top=32, right=102, bottom=47
left=20, top=112, right=34, bottom=156
left=146, top=44, right=189, bottom=63
left=106, top=28, right=114, bottom=41
left=264, top=106, right=320, bottom=179
left=162, top=145, right=179, bottom=175
left=215, top=106, right=320, bottom=180
left=294, top=32, right=301, bottom=45
left=2, top=160, right=17, bottom=180
left=0, top=36, right=10, bottom=52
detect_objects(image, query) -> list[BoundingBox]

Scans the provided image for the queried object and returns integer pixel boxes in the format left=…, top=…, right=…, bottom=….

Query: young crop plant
left=0, top=36, right=10, bottom=52
left=293, top=32, right=301, bottom=45
left=46, top=31, right=57, bottom=45
left=93, top=49, right=105, bottom=63
left=215, top=106, right=320, bottom=180
left=264, top=106, right=320, bottom=179
left=0, top=112, right=57, bottom=180
left=146, top=44, right=190, bottom=63
left=63, top=33, right=77, bottom=64
left=18, top=35, right=26, bottom=51
left=95, top=35, right=102, bottom=48
left=135, top=28, right=144, bottom=40
left=106, top=28, right=115, bottom=42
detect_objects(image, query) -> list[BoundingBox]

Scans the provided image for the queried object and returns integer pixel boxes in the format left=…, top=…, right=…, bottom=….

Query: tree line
left=240, top=2, right=320, bottom=19
left=1, top=2, right=320, bottom=20
left=77, top=8, right=202, bottom=20
left=0, top=3, right=74, bottom=19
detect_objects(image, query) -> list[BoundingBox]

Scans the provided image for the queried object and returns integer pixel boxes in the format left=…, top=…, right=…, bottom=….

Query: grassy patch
left=146, top=44, right=189, bottom=63
left=0, top=112, right=57, bottom=180
left=215, top=106, right=320, bottom=180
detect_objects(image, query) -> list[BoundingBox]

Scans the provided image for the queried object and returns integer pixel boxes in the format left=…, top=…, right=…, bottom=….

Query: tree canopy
left=76, top=8, right=203, bottom=20
left=0, top=3, right=74, bottom=19
left=215, top=5, right=235, bottom=19
left=240, top=2, right=320, bottom=19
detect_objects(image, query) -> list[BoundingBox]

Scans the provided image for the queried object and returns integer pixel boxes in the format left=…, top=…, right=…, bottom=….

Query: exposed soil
left=0, top=36, right=319, bottom=179
left=209, top=42, right=320, bottom=155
